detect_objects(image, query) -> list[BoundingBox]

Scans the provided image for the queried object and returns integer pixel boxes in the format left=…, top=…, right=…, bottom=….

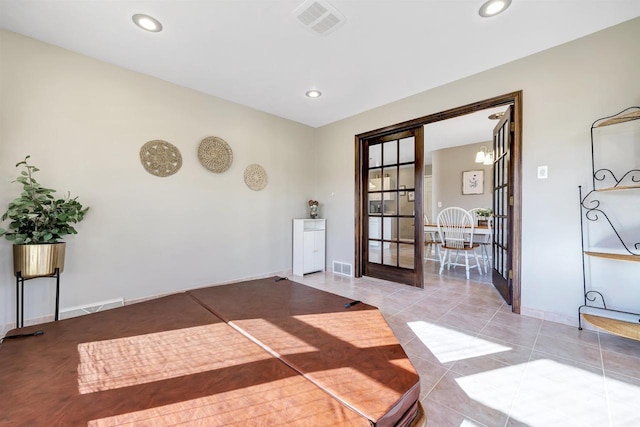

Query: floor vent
left=293, top=0, right=346, bottom=36
left=60, top=298, right=124, bottom=320
left=332, top=261, right=353, bottom=277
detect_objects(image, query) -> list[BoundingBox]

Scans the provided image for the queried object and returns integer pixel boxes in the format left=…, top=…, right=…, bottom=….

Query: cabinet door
left=312, top=230, right=326, bottom=271
left=303, top=230, right=325, bottom=273
left=303, top=231, right=314, bottom=273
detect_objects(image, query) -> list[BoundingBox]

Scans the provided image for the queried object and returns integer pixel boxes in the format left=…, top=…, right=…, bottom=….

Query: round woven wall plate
left=244, top=164, right=268, bottom=191
left=198, top=136, right=233, bottom=173
left=139, top=140, right=182, bottom=177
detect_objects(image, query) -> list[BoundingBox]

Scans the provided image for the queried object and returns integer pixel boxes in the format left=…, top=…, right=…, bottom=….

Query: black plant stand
left=15, top=268, right=60, bottom=328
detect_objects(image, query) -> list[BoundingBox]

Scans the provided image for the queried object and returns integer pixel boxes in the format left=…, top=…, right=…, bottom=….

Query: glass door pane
left=365, top=132, right=418, bottom=274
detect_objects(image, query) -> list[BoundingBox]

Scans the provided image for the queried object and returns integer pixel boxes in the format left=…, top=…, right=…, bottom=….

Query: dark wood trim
left=413, top=126, right=424, bottom=288
left=511, top=91, right=523, bottom=314
left=366, top=263, right=417, bottom=286
left=355, top=91, right=523, bottom=312
left=356, top=91, right=523, bottom=139
left=354, top=135, right=364, bottom=278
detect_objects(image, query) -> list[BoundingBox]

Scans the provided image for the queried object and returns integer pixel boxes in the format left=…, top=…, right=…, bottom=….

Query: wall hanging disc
left=244, top=164, right=268, bottom=191
left=198, top=136, right=233, bottom=173
left=139, top=140, right=182, bottom=177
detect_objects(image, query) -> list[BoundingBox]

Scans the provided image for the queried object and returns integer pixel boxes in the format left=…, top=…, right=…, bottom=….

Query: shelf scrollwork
left=580, top=188, right=640, bottom=255
left=593, top=168, right=640, bottom=189
left=584, top=290, right=607, bottom=309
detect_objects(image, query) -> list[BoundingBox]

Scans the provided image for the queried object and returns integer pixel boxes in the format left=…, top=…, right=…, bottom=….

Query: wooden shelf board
left=595, top=110, right=640, bottom=127
left=581, top=314, right=640, bottom=341
left=596, top=184, right=640, bottom=192
left=585, top=251, right=640, bottom=262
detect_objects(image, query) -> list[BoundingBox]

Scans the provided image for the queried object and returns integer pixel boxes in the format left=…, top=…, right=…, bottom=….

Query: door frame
left=354, top=91, right=523, bottom=313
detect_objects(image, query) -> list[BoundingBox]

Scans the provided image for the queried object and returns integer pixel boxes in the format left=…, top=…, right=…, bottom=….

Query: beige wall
left=1, top=18, right=639, bottom=329
left=0, top=30, right=317, bottom=328
left=316, top=18, right=640, bottom=324
left=432, top=141, right=493, bottom=218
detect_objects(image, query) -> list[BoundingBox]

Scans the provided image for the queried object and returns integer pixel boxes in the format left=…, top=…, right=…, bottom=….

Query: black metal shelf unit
left=578, top=106, right=640, bottom=338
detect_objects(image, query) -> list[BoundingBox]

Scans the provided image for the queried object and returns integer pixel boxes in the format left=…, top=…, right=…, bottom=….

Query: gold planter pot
left=13, top=242, right=66, bottom=279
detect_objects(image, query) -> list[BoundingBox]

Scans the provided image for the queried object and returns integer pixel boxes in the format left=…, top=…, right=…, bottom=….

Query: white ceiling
left=424, top=105, right=508, bottom=164
left=0, top=1, right=639, bottom=128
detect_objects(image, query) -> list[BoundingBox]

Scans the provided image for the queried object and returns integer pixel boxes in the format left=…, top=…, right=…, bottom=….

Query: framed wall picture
left=408, top=191, right=415, bottom=202
left=399, top=185, right=406, bottom=196
left=462, top=170, right=484, bottom=195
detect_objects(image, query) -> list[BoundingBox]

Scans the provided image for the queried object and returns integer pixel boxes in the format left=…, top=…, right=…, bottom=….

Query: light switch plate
left=538, top=166, right=548, bottom=179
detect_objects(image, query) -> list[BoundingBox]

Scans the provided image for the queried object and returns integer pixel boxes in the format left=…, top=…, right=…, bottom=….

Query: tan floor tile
left=448, top=354, right=512, bottom=377
left=423, top=398, right=489, bottom=427
left=386, top=316, right=421, bottom=346
left=598, top=332, right=640, bottom=358
left=401, top=324, right=485, bottom=369
left=490, top=311, right=543, bottom=331
left=602, top=348, right=640, bottom=379
left=480, top=321, right=539, bottom=348
left=504, top=415, right=533, bottom=426
left=604, top=371, right=640, bottom=427
left=534, top=334, right=603, bottom=369
left=386, top=305, right=451, bottom=324
left=450, top=302, right=500, bottom=322
left=426, top=371, right=510, bottom=427
left=409, top=356, right=449, bottom=400
left=538, top=320, right=600, bottom=348
left=436, top=312, right=489, bottom=335
left=509, top=352, right=608, bottom=427
left=461, top=292, right=505, bottom=307
left=476, top=336, right=534, bottom=366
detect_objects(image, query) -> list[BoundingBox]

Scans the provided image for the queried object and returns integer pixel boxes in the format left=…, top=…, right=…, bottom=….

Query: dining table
left=424, top=224, right=492, bottom=235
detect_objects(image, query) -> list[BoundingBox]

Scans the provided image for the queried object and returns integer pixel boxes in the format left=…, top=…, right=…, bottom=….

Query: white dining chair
left=436, top=207, right=483, bottom=279
left=468, top=208, right=493, bottom=273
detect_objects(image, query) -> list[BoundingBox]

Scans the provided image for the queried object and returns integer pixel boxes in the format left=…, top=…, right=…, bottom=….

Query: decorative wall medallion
left=139, top=140, right=182, bottom=177
left=244, top=164, right=268, bottom=191
left=198, top=136, right=233, bottom=173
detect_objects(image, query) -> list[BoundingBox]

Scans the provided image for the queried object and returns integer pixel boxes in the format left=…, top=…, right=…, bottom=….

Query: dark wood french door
left=358, top=127, right=424, bottom=287
left=355, top=91, right=522, bottom=312
left=491, top=106, right=514, bottom=304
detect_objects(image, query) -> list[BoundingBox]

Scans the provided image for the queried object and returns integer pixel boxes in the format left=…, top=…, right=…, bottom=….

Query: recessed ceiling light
left=479, top=0, right=512, bottom=18
left=132, top=14, right=163, bottom=32
left=305, top=90, right=322, bottom=98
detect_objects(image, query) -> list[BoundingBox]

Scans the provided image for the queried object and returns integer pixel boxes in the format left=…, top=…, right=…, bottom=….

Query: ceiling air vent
left=293, top=0, right=346, bottom=36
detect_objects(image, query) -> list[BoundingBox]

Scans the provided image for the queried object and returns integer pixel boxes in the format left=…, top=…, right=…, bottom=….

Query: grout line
left=597, top=331, right=613, bottom=427
left=500, top=316, right=543, bottom=427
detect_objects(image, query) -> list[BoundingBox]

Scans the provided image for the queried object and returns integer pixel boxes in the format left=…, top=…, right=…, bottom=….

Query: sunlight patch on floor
left=455, top=358, right=640, bottom=426
left=408, top=321, right=511, bottom=363
left=453, top=419, right=484, bottom=427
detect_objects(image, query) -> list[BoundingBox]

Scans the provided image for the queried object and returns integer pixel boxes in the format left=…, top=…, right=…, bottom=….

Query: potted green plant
left=476, top=208, right=493, bottom=227
left=0, top=156, right=89, bottom=278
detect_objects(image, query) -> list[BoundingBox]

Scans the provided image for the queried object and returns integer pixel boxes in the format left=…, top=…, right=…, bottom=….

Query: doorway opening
left=355, top=91, right=522, bottom=313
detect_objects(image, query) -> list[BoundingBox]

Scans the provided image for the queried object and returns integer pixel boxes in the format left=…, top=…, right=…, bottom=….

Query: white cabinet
left=293, top=219, right=326, bottom=276
left=369, top=217, right=392, bottom=248
left=368, top=177, right=395, bottom=200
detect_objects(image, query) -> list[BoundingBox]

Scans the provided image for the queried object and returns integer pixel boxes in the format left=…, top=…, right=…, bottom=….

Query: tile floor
left=295, top=264, right=640, bottom=427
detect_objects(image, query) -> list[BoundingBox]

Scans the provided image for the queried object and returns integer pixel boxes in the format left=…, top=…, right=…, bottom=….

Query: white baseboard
left=520, top=306, right=598, bottom=331
left=0, top=269, right=313, bottom=336
left=126, top=270, right=293, bottom=306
